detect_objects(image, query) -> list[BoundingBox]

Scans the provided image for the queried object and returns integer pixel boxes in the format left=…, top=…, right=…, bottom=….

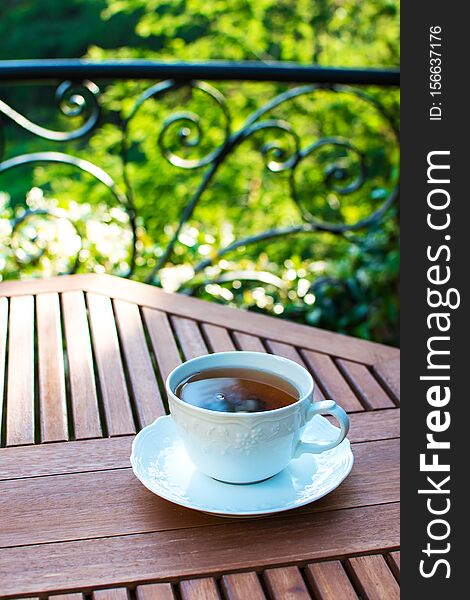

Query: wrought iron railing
left=0, top=59, right=399, bottom=318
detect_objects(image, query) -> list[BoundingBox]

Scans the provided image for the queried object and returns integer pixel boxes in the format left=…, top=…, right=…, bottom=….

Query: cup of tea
left=166, top=351, right=349, bottom=484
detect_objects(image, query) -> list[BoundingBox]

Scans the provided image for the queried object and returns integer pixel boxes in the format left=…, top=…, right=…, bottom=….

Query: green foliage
left=97, top=0, right=399, bottom=66
left=0, top=0, right=400, bottom=345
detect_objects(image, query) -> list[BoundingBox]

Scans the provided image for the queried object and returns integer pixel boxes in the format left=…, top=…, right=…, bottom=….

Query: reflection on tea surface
left=176, top=367, right=299, bottom=413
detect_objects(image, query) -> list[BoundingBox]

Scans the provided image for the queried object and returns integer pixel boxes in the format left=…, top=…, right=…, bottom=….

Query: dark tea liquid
left=175, top=367, right=299, bottom=413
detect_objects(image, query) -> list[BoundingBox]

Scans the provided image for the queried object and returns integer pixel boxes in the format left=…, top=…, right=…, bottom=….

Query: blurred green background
left=0, top=0, right=400, bottom=345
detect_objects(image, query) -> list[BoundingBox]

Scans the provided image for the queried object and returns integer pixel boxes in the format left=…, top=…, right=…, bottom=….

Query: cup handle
left=294, top=400, right=349, bottom=456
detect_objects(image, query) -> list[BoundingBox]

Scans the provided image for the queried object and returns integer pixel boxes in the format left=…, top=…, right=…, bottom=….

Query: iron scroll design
left=0, top=61, right=399, bottom=292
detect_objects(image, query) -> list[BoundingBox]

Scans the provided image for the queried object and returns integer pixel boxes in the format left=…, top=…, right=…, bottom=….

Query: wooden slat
left=0, top=436, right=132, bottom=481
left=0, top=274, right=97, bottom=296
left=93, top=589, right=129, bottom=600
left=305, top=561, right=357, bottom=600
left=0, top=438, right=398, bottom=548
left=0, top=409, right=399, bottom=481
left=346, top=409, right=399, bottom=443
left=136, top=583, right=176, bottom=600
left=201, top=323, right=236, bottom=353
left=232, top=331, right=266, bottom=352
left=300, top=350, right=364, bottom=412
left=347, top=555, right=399, bottom=600
left=142, top=307, right=181, bottom=383
left=373, top=357, right=400, bottom=403
left=336, top=359, right=395, bottom=410
left=51, top=595, right=84, bottom=600
left=86, top=293, right=135, bottom=436
left=0, top=503, right=399, bottom=596
left=0, top=468, right=216, bottom=548
left=113, top=299, right=165, bottom=427
left=6, top=295, right=35, bottom=446
left=171, top=316, right=208, bottom=359
left=265, top=340, right=325, bottom=402
left=386, top=551, right=400, bottom=581
left=264, top=566, right=311, bottom=599
left=36, top=293, right=68, bottom=442
left=61, top=291, right=102, bottom=439
left=0, top=297, right=8, bottom=438
left=180, top=578, right=221, bottom=600
left=221, top=572, right=266, bottom=600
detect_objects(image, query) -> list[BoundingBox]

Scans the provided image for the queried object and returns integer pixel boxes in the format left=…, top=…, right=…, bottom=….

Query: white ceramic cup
left=166, top=351, right=349, bottom=484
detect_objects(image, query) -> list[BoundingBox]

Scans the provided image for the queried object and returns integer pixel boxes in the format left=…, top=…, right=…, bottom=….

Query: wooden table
left=0, top=274, right=400, bottom=599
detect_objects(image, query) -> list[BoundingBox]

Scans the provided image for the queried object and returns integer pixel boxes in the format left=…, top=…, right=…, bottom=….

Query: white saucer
left=130, top=415, right=354, bottom=517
